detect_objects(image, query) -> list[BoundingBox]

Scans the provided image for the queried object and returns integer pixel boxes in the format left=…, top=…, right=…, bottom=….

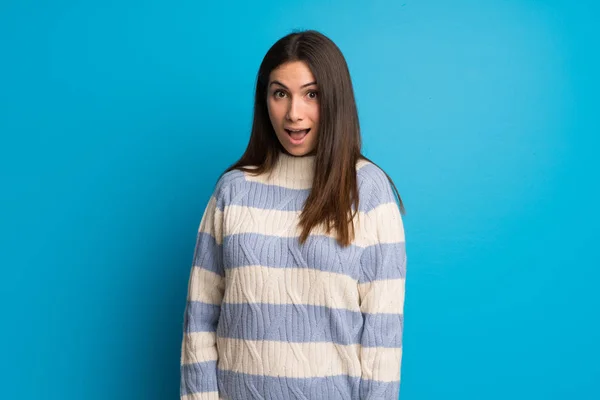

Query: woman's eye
left=274, top=90, right=286, bottom=98
left=307, top=91, right=318, bottom=99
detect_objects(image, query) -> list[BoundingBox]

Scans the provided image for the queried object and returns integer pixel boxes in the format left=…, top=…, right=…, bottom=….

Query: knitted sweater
left=180, top=151, right=407, bottom=400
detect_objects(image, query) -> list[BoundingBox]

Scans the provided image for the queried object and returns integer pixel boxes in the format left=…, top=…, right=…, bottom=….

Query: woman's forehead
left=269, top=61, right=317, bottom=88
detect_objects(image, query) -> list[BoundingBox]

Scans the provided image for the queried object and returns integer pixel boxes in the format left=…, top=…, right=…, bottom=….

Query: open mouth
left=285, top=128, right=310, bottom=142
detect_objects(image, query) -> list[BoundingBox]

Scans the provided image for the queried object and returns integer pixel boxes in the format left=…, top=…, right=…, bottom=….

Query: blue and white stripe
left=181, top=152, right=406, bottom=400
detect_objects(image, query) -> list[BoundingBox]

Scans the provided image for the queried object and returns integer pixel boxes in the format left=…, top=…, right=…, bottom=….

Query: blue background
left=2, top=0, right=598, bottom=399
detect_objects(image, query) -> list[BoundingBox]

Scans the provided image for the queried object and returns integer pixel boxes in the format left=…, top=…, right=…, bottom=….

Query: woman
left=180, top=30, right=407, bottom=400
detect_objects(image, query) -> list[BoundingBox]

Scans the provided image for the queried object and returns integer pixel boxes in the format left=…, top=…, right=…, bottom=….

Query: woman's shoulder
left=210, top=168, right=247, bottom=206
left=216, top=168, right=246, bottom=186
left=355, top=157, right=396, bottom=212
left=356, top=157, right=391, bottom=190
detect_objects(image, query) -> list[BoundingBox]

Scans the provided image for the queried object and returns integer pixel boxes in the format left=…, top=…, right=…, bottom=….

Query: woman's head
left=225, top=30, right=404, bottom=247
left=256, top=30, right=361, bottom=159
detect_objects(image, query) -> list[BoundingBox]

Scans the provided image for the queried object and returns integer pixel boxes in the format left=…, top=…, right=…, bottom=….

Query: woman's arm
left=180, top=186, right=225, bottom=400
left=358, top=168, right=407, bottom=399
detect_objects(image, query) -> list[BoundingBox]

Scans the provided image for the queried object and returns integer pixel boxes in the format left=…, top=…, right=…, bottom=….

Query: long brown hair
left=222, top=29, right=405, bottom=247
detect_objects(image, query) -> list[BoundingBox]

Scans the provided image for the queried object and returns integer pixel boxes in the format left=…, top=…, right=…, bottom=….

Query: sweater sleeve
left=358, top=169, right=407, bottom=400
left=180, top=182, right=226, bottom=400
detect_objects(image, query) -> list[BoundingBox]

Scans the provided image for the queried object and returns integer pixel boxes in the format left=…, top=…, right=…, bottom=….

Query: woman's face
left=267, top=61, right=320, bottom=156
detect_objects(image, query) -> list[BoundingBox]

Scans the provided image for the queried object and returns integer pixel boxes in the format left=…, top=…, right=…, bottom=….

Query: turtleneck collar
left=271, top=150, right=316, bottom=189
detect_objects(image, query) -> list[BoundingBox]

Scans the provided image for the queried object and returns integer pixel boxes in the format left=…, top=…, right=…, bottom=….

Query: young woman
left=180, top=30, right=407, bottom=400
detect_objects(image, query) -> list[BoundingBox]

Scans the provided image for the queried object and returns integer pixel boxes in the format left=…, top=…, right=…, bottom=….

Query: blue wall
left=2, top=1, right=598, bottom=398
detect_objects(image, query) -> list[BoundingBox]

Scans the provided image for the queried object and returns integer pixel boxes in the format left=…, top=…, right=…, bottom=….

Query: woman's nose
left=285, top=98, right=303, bottom=121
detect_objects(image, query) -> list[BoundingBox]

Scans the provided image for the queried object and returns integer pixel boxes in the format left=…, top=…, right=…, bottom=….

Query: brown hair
left=223, top=29, right=405, bottom=247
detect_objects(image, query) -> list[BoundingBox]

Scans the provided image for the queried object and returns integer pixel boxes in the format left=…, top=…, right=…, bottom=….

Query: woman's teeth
left=285, top=128, right=310, bottom=139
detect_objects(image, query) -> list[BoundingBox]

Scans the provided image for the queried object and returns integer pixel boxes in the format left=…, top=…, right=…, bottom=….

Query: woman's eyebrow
left=269, top=80, right=318, bottom=90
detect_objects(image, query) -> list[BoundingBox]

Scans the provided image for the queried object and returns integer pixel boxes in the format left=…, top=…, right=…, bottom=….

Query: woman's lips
left=285, top=128, right=310, bottom=144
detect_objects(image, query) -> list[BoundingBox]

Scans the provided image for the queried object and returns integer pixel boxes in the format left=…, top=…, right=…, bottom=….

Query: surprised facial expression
left=267, top=61, right=320, bottom=156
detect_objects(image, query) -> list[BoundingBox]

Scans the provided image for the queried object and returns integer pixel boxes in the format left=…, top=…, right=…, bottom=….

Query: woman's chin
left=283, top=142, right=316, bottom=156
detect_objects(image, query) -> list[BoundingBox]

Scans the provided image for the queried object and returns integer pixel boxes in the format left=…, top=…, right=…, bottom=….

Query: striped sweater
left=180, top=151, right=407, bottom=400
